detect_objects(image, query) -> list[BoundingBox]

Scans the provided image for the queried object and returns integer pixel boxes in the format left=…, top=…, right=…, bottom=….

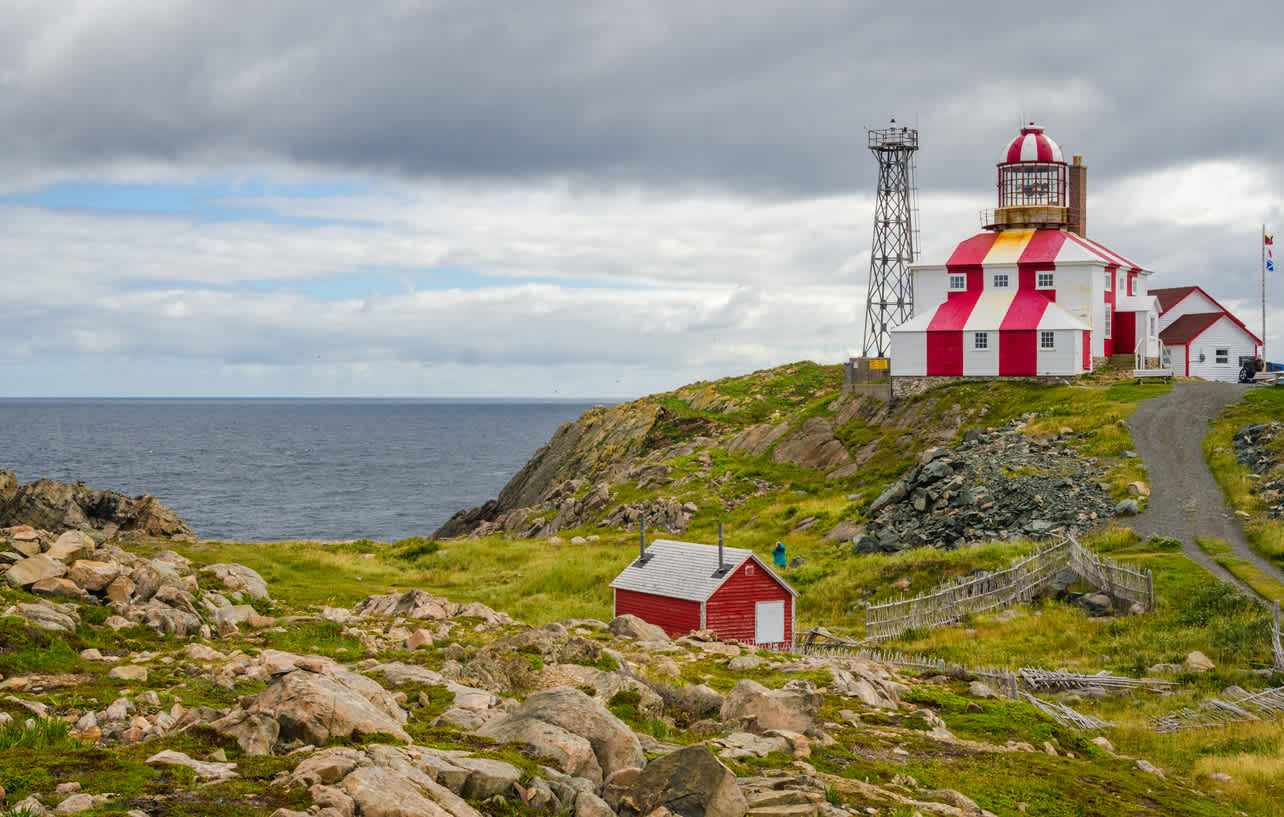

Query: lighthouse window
left=974, top=332, right=988, bottom=350
left=1104, top=271, right=1112, bottom=291
left=992, top=273, right=1009, bottom=288
left=949, top=274, right=967, bottom=291
left=1104, top=309, right=1112, bottom=338
left=1037, top=272, right=1054, bottom=289
left=1041, top=331, right=1055, bottom=349
left=999, top=163, right=1066, bottom=207
left=1216, top=348, right=1229, bottom=364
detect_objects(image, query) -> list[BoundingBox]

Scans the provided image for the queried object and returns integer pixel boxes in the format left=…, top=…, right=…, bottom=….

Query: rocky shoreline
left=0, top=471, right=194, bottom=541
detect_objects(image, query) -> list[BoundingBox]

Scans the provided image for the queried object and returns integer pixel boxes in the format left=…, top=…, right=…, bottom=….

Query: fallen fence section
left=1018, top=668, right=1171, bottom=694
left=1021, top=692, right=1111, bottom=731
left=1153, top=685, right=1284, bottom=732
left=864, top=536, right=1154, bottom=642
left=1273, top=600, right=1284, bottom=673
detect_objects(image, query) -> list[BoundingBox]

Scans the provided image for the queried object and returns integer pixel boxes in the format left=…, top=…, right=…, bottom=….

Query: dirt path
left=1124, top=381, right=1284, bottom=597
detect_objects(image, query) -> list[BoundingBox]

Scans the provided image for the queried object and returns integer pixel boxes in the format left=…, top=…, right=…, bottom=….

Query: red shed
left=609, top=538, right=798, bottom=649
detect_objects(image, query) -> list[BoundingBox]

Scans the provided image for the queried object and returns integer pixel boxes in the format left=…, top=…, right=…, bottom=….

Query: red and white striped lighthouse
left=890, top=124, right=1160, bottom=378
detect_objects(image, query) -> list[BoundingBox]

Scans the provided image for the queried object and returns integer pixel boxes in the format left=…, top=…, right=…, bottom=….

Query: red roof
left=1149, top=286, right=1200, bottom=315
left=1150, top=285, right=1263, bottom=343
left=1159, top=313, right=1224, bottom=345
left=941, top=227, right=1142, bottom=271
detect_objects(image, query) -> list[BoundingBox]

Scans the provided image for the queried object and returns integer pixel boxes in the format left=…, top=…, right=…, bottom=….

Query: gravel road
left=1124, top=381, right=1284, bottom=597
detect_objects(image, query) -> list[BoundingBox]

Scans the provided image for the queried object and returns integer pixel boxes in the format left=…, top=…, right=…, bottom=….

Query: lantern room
left=989, top=123, right=1075, bottom=232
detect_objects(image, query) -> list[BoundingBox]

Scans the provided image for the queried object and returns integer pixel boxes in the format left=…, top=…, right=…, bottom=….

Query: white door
left=754, top=600, right=785, bottom=644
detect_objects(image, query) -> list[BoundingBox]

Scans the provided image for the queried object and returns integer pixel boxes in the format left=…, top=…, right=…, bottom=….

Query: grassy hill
left=4, top=365, right=1284, bottom=816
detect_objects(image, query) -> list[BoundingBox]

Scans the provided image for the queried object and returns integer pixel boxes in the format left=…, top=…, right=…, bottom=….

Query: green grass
left=1195, top=537, right=1284, bottom=602
left=1205, top=387, right=1284, bottom=571
left=0, top=717, right=76, bottom=751
left=8, top=368, right=1280, bottom=817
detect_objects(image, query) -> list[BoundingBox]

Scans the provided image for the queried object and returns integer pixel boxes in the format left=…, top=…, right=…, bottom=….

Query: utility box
left=846, top=356, right=890, bottom=385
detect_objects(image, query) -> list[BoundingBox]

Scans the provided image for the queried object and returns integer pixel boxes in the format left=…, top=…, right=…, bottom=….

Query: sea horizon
left=0, top=399, right=601, bottom=542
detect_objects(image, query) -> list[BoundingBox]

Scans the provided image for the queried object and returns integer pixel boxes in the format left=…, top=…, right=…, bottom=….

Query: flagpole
left=1264, top=223, right=1269, bottom=365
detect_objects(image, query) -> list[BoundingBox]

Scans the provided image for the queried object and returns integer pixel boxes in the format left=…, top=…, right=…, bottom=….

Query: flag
left=1268, top=233, right=1275, bottom=246
left=1270, top=258, right=1276, bottom=273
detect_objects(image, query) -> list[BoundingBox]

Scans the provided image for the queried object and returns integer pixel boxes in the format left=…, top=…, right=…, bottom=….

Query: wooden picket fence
left=865, top=536, right=1153, bottom=642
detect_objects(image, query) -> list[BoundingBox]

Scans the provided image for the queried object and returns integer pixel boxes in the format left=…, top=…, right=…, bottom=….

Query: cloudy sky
left=2, top=0, right=1281, bottom=397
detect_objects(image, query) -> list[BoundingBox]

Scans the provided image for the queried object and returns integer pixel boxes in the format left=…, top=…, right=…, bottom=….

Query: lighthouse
left=888, top=123, right=1161, bottom=390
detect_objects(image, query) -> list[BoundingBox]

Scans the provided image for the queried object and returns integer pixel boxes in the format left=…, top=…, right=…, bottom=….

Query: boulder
left=354, top=589, right=453, bottom=620
left=478, top=686, right=643, bottom=784
left=450, top=756, right=522, bottom=799
left=289, top=747, right=365, bottom=787
left=1114, top=499, right=1140, bottom=516
left=129, top=560, right=184, bottom=602
left=201, top=563, right=270, bottom=600
left=30, top=577, right=91, bottom=602
left=1183, top=651, right=1216, bottom=673
left=146, top=749, right=238, bottom=781
left=138, top=600, right=203, bottom=636
left=108, top=665, right=149, bottom=682
left=46, top=531, right=95, bottom=562
left=719, top=679, right=822, bottom=734
left=3, top=600, right=79, bottom=632
left=214, top=664, right=410, bottom=753
left=609, top=614, right=670, bottom=642
left=1079, top=593, right=1113, bottom=616
left=615, top=744, right=748, bottom=817
left=104, top=575, right=136, bottom=604
left=5, top=554, right=67, bottom=588
left=341, top=763, right=482, bottom=817
left=66, top=560, right=121, bottom=592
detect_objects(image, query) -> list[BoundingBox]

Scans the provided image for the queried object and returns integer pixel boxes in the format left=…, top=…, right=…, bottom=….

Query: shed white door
left=754, top=600, right=785, bottom=644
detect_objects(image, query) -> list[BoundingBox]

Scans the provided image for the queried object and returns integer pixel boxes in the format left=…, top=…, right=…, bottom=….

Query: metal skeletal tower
left=862, top=122, right=919, bottom=358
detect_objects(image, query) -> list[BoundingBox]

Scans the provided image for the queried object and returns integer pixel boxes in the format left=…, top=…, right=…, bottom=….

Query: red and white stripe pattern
left=1001, top=123, right=1064, bottom=164
left=895, top=291, right=1086, bottom=334
left=944, top=228, right=1142, bottom=272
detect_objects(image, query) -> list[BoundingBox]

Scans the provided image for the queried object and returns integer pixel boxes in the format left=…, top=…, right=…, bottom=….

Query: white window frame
left=974, top=332, right=988, bottom=350
left=1104, top=270, right=1112, bottom=291
left=1036, top=271, right=1054, bottom=289
left=1215, top=348, right=1229, bottom=364
left=948, top=274, right=967, bottom=291
left=993, top=273, right=1009, bottom=288
left=1104, top=308, right=1112, bottom=339
left=1040, top=331, right=1055, bottom=349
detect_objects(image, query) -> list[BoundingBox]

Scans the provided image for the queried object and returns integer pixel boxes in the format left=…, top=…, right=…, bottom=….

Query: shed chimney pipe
left=718, top=522, right=724, bottom=571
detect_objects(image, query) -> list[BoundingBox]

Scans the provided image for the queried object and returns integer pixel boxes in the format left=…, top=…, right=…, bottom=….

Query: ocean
left=0, top=399, right=598, bottom=542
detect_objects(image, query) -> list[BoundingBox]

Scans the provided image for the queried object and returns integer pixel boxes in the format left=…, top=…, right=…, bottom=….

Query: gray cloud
left=5, top=1, right=1283, bottom=195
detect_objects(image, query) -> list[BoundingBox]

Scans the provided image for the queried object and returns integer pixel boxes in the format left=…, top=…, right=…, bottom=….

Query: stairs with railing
left=1133, top=336, right=1173, bottom=383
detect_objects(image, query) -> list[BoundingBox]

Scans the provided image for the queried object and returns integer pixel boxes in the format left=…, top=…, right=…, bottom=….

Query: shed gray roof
left=609, top=538, right=796, bottom=602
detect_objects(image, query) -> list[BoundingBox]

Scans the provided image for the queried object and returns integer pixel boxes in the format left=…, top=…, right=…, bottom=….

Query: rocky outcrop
left=478, top=687, right=644, bottom=786
left=2, top=525, right=265, bottom=637
left=771, top=417, right=852, bottom=471
left=719, top=679, right=823, bottom=734
left=434, top=402, right=662, bottom=538
left=212, top=656, right=411, bottom=754
left=1235, top=422, right=1284, bottom=518
left=847, top=424, right=1117, bottom=552
left=0, top=473, right=193, bottom=539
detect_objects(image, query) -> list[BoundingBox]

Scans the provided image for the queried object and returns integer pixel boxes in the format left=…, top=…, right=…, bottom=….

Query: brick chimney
left=1067, top=155, right=1087, bottom=237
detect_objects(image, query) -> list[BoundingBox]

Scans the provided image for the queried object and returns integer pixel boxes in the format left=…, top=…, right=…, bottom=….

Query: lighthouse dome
left=1001, top=123, right=1064, bottom=164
